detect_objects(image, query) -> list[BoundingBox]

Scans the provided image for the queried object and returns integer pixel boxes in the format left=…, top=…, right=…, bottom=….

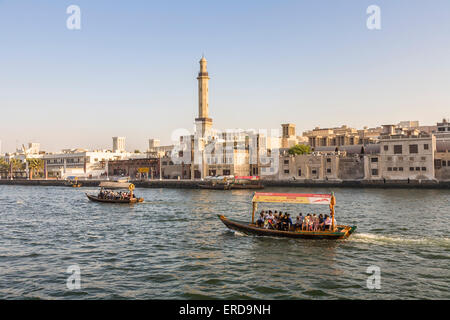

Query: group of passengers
left=256, top=210, right=335, bottom=232
left=98, top=188, right=135, bottom=200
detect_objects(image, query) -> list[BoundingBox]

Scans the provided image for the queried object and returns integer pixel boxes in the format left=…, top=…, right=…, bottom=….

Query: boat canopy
left=99, top=181, right=133, bottom=189
left=252, top=192, right=333, bottom=205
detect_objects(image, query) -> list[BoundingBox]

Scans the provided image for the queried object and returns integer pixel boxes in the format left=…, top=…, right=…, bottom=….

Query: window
left=284, top=159, right=289, bottom=165
left=393, top=167, right=398, bottom=171
left=394, top=145, right=402, bottom=154
left=326, top=158, right=331, bottom=163
left=384, top=145, right=389, bottom=151
left=410, top=157, right=414, bottom=161
left=371, top=158, right=378, bottom=163
left=398, top=157, right=403, bottom=161
left=424, top=144, right=429, bottom=150
left=388, top=167, right=392, bottom=171
left=312, top=169, right=317, bottom=174
left=421, top=157, right=426, bottom=161
left=371, top=169, right=378, bottom=175
left=298, top=169, right=302, bottom=176
left=284, top=169, right=290, bottom=174
left=443, top=161, right=447, bottom=167
left=399, top=167, right=404, bottom=171
left=327, top=168, right=331, bottom=173
left=409, top=144, right=418, bottom=154
left=421, top=167, right=427, bottom=171
left=223, top=170, right=231, bottom=175
left=415, top=167, right=420, bottom=171
left=387, top=157, right=392, bottom=161
left=410, top=167, right=414, bottom=171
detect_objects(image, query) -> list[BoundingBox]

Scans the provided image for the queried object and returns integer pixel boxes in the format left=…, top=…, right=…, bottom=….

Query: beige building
left=434, top=141, right=450, bottom=181
left=304, top=125, right=381, bottom=148
left=365, top=129, right=436, bottom=180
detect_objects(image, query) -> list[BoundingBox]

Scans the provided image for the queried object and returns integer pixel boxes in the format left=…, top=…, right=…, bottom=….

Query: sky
left=0, top=0, right=449, bottom=153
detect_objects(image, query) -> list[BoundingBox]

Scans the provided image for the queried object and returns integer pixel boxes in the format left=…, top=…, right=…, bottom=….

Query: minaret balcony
left=197, top=72, right=209, bottom=77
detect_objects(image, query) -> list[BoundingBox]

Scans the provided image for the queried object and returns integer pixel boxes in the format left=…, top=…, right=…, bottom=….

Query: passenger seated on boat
left=324, top=215, right=332, bottom=231
left=257, top=212, right=265, bottom=227
left=294, top=213, right=303, bottom=231
left=318, top=214, right=324, bottom=230
left=312, top=214, right=319, bottom=231
left=302, top=214, right=309, bottom=231
left=285, top=213, right=293, bottom=231
left=276, top=213, right=284, bottom=230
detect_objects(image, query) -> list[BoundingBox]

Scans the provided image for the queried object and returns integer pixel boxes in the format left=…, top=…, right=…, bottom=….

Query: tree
left=27, top=158, right=44, bottom=180
left=288, top=144, right=311, bottom=155
left=134, top=150, right=140, bottom=153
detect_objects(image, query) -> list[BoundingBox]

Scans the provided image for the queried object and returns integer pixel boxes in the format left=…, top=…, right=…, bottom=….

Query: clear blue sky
left=1, top=0, right=449, bottom=153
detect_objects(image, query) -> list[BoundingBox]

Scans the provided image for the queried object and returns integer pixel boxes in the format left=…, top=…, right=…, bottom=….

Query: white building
left=43, top=149, right=133, bottom=179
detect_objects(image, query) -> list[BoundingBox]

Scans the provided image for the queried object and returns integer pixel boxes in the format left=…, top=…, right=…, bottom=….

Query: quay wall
left=1, top=179, right=450, bottom=189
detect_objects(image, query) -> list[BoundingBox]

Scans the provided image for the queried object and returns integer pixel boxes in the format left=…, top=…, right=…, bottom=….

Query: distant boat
left=198, top=176, right=264, bottom=190
left=86, top=193, right=143, bottom=204
left=86, top=183, right=144, bottom=204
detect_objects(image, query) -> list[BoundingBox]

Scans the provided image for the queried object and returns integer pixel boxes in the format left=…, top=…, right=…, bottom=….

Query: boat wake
left=352, top=233, right=450, bottom=247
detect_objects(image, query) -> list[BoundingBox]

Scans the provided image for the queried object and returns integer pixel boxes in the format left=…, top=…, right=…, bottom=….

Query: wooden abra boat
left=218, top=192, right=356, bottom=240
left=86, top=183, right=144, bottom=204
left=86, top=193, right=143, bottom=203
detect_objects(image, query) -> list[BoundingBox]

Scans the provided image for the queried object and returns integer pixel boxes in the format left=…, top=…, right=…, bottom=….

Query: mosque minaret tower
left=195, top=56, right=213, bottom=137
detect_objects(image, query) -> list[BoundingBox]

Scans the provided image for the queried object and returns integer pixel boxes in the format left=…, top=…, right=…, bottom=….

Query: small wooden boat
left=218, top=192, right=356, bottom=240
left=86, top=193, right=143, bottom=203
left=218, top=215, right=356, bottom=239
left=198, top=182, right=232, bottom=190
left=198, top=176, right=264, bottom=190
left=86, top=183, right=144, bottom=204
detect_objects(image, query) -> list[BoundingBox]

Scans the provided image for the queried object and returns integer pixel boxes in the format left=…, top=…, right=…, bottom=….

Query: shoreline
left=1, top=179, right=450, bottom=189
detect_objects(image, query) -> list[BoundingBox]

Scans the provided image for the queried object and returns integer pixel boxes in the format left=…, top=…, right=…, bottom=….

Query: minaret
left=195, top=56, right=212, bottom=137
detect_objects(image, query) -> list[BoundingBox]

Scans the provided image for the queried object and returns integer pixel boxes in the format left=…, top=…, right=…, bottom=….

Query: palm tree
left=0, top=158, right=9, bottom=178
left=9, top=158, right=25, bottom=179
left=27, top=158, right=44, bottom=180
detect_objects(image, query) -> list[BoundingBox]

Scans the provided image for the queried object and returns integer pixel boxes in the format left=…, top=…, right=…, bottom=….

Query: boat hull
left=218, top=215, right=356, bottom=239
left=86, top=193, right=143, bottom=204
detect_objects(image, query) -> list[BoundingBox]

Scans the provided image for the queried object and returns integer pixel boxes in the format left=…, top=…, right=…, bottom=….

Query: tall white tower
left=195, top=56, right=212, bottom=137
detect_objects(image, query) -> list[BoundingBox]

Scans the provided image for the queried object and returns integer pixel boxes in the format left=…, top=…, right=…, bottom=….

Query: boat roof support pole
left=252, top=201, right=257, bottom=224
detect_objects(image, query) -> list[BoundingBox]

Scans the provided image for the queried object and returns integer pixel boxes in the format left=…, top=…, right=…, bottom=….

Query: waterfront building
left=365, top=126, right=436, bottom=180
left=304, top=125, right=382, bottom=148
left=112, top=137, right=126, bottom=153
left=434, top=140, right=450, bottom=181
left=106, top=158, right=160, bottom=179
left=43, top=149, right=132, bottom=179
left=148, top=139, right=174, bottom=158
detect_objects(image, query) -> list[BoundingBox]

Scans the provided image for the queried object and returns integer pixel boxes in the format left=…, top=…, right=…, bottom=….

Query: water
left=0, top=185, right=449, bottom=299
